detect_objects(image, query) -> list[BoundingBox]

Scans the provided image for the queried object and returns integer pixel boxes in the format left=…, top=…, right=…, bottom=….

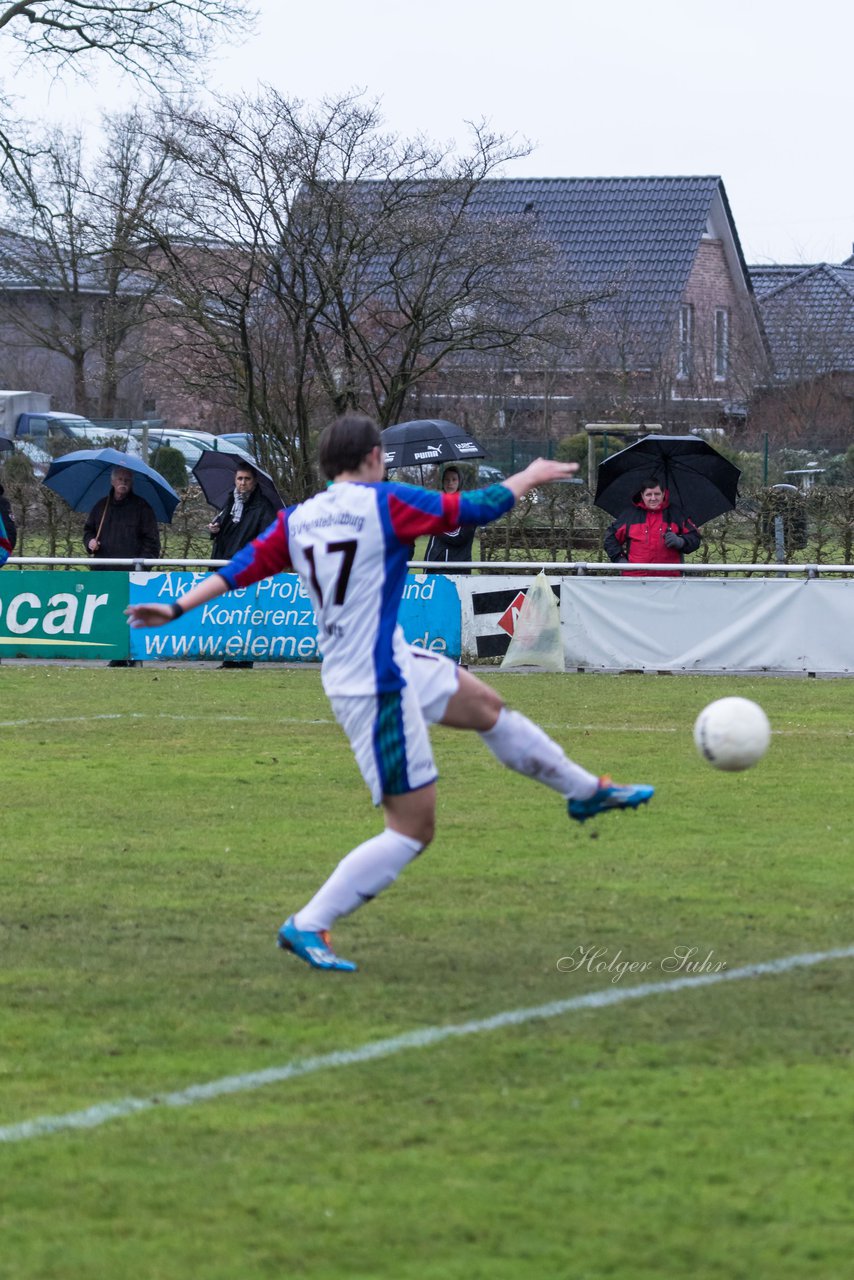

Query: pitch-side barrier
left=1, top=559, right=852, bottom=673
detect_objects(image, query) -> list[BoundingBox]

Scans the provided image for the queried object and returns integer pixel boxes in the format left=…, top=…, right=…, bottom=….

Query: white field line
left=2, top=946, right=852, bottom=1145
left=0, top=713, right=334, bottom=729
left=0, top=712, right=847, bottom=738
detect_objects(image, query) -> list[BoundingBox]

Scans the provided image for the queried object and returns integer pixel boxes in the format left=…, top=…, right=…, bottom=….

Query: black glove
left=664, top=531, right=685, bottom=550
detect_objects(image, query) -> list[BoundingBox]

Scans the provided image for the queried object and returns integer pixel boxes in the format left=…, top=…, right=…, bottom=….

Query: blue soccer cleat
left=277, top=916, right=357, bottom=972
left=568, top=776, right=654, bottom=824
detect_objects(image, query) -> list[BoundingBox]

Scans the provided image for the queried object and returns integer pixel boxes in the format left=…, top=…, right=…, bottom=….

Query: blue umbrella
left=42, top=448, right=180, bottom=523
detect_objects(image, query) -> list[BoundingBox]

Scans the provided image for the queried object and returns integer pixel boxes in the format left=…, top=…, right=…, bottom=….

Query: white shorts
left=330, top=647, right=459, bottom=805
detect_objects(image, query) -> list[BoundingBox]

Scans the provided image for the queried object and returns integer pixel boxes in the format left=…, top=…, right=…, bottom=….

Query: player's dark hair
left=318, top=414, right=382, bottom=480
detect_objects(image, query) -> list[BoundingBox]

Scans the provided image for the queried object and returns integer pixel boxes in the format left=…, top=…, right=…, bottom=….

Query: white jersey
left=219, top=478, right=514, bottom=696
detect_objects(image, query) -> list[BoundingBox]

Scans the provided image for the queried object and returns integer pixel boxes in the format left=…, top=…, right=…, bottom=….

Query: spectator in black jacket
left=424, top=466, right=476, bottom=572
left=208, top=463, right=279, bottom=667
left=209, top=464, right=279, bottom=561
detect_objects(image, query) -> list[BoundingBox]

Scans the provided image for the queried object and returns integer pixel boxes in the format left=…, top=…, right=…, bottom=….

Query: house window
left=714, top=308, right=729, bottom=380
left=677, top=304, right=694, bottom=380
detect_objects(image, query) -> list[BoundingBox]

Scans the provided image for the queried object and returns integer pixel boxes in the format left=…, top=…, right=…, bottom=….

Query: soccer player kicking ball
left=127, top=415, right=653, bottom=972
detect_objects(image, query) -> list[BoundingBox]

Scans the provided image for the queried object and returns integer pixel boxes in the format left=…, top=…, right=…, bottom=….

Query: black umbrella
left=594, top=434, right=741, bottom=527
left=191, top=450, right=285, bottom=514
left=0, top=434, right=13, bottom=453
left=381, top=419, right=486, bottom=471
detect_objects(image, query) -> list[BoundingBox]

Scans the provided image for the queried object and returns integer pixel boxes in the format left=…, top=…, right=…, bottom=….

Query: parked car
left=218, top=432, right=258, bottom=456
left=8, top=414, right=141, bottom=476
left=476, top=462, right=556, bottom=504
left=218, top=431, right=297, bottom=477
left=476, top=465, right=507, bottom=486
left=129, top=427, right=256, bottom=470
left=66, top=424, right=143, bottom=452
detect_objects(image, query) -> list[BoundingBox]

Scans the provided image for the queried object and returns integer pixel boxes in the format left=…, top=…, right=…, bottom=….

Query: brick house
left=0, top=226, right=246, bottom=431
left=748, top=258, right=854, bottom=448
left=0, top=226, right=150, bottom=416
left=403, top=176, right=770, bottom=439
left=3, top=176, right=771, bottom=443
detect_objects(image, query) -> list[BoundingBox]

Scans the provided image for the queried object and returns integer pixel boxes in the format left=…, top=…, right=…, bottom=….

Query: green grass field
left=1, top=665, right=853, bottom=1279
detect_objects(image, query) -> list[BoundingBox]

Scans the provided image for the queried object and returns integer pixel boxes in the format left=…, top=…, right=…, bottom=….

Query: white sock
left=294, top=828, right=424, bottom=933
left=479, top=707, right=599, bottom=799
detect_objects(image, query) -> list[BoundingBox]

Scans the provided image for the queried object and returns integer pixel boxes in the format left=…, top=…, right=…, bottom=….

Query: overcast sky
left=27, top=0, right=854, bottom=266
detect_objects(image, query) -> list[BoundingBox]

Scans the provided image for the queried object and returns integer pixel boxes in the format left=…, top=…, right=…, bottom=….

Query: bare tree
left=0, top=0, right=255, bottom=176
left=143, top=90, right=603, bottom=495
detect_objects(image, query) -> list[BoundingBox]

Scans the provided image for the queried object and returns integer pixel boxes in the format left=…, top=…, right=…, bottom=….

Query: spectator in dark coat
left=208, top=463, right=279, bottom=667
left=424, top=466, right=476, bottom=573
left=603, top=479, right=701, bottom=577
left=209, top=464, right=279, bottom=561
left=83, top=465, right=161, bottom=666
left=84, top=467, right=161, bottom=568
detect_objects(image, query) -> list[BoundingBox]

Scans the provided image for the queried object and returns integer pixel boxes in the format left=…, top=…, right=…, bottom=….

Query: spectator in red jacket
left=603, top=480, right=700, bottom=577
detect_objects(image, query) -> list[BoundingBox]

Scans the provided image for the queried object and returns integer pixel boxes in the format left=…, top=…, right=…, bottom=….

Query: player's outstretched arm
left=502, top=459, right=579, bottom=501
left=125, top=572, right=231, bottom=628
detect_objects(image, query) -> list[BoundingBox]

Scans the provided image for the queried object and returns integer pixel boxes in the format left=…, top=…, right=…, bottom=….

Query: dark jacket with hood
left=603, top=488, right=700, bottom=577
left=83, top=489, right=161, bottom=567
left=424, top=521, right=476, bottom=572
left=210, top=484, right=279, bottom=560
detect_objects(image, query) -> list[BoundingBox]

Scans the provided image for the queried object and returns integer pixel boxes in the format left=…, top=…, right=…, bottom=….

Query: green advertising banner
left=0, top=571, right=130, bottom=659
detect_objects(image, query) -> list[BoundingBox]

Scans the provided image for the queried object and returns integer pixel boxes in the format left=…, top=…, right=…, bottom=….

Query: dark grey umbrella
left=0, top=434, right=13, bottom=453
left=594, top=434, right=741, bottom=527
left=381, top=419, right=486, bottom=470
left=191, top=450, right=285, bottom=514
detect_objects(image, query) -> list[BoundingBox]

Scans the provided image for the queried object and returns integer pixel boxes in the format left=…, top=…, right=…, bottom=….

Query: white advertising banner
left=560, top=577, right=854, bottom=674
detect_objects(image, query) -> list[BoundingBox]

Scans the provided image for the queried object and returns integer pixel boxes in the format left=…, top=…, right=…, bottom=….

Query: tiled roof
left=0, top=227, right=147, bottom=295
left=748, top=263, right=854, bottom=376
left=469, top=176, right=729, bottom=360
left=749, top=264, right=821, bottom=297
left=343, top=175, right=729, bottom=365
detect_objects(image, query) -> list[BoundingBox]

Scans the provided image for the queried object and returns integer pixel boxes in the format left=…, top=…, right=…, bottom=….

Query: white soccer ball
left=693, top=697, right=771, bottom=772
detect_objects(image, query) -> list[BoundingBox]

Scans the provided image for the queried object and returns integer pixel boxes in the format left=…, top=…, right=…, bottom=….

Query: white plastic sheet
left=560, top=577, right=854, bottom=673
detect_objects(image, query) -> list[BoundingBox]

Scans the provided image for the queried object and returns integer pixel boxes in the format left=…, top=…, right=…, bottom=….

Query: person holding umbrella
left=82, top=465, right=161, bottom=665
left=603, top=478, right=700, bottom=577
left=208, top=463, right=280, bottom=561
left=595, top=433, right=740, bottom=577
left=207, top=462, right=280, bottom=668
left=84, top=466, right=161, bottom=568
